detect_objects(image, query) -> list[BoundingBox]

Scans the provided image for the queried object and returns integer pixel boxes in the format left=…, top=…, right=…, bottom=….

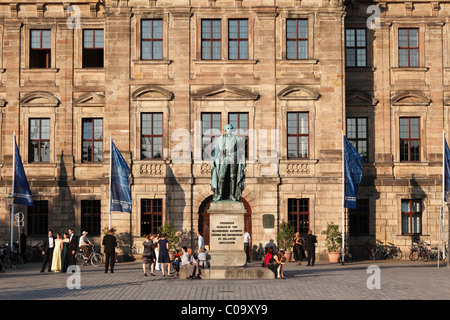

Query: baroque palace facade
left=0, top=0, right=449, bottom=259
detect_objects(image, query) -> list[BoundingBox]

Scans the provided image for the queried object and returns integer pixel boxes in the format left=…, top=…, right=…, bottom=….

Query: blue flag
left=444, top=138, right=450, bottom=200
left=344, top=135, right=364, bottom=209
left=110, top=141, right=132, bottom=213
left=13, top=138, right=34, bottom=206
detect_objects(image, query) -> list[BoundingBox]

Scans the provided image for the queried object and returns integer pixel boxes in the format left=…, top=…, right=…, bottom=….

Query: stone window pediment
left=192, top=85, right=259, bottom=101
left=74, top=92, right=105, bottom=107
left=391, top=90, right=431, bottom=106
left=20, top=91, right=60, bottom=107
left=277, top=85, right=320, bottom=100
left=346, top=90, right=378, bottom=106
left=132, top=85, right=174, bottom=101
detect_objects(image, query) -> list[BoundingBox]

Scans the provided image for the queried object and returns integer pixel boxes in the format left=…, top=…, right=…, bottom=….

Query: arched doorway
left=198, top=195, right=252, bottom=248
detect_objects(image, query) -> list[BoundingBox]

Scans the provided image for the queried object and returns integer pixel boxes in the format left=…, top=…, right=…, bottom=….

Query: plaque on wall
left=262, top=214, right=275, bottom=229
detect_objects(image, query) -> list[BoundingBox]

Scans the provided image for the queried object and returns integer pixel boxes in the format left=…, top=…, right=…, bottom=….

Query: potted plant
left=276, top=220, right=296, bottom=262
left=321, top=222, right=342, bottom=263
left=158, top=223, right=180, bottom=260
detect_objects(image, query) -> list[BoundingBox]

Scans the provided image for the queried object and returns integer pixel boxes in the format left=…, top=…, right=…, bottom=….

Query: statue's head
left=224, top=124, right=234, bottom=134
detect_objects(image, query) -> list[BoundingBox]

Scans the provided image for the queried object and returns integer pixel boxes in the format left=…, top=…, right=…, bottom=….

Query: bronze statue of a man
left=210, top=124, right=246, bottom=202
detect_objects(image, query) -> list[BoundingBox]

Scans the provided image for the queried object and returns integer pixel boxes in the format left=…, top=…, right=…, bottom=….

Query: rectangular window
left=399, top=117, right=420, bottom=162
left=141, top=113, right=163, bottom=160
left=228, top=112, right=249, bottom=159
left=141, top=199, right=163, bottom=236
left=141, top=20, right=163, bottom=60
left=346, top=28, right=367, bottom=67
left=228, top=19, right=248, bottom=60
left=27, top=200, right=48, bottom=236
left=399, top=28, right=419, bottom=67
left=286, top=19, right=308, bottom=60
left=202, top=19, right=221, bottom=60
left=401, top=199, right=422, bottom=235
left=82, top=118, right=103, bottom=163
left=287, top=112, right=309, bottom=159
left=30, top=30, right=51, bottom=68
left=29, top=118, right=50, bottom=163
left=82, top=29, right=104, bottom=68
left=346, top=117, right=368, bottom=161
left=201, top=113, right=221, bottom=160
left=81, top=200, right=101, bottom=236
left=349, top=199, right=369, bottom=236
left=288, top=198, right=309, bottom=235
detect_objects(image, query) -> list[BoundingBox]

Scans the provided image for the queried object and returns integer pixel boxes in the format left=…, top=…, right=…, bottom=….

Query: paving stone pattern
left=1, top=260, right=450, bottom=301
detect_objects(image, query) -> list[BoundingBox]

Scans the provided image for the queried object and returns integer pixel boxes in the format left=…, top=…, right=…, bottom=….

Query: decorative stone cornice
left=192, top=85, right=259, bottom=101
left=20, top=91, right=60, bottom=107
left=391, top=90, right=431, bottom=106
left=132, top=85, right=174, bottom=101
left=277, top=85, right=320, bottom=101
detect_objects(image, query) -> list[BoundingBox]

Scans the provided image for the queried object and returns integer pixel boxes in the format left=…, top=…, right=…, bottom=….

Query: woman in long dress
left=157, top=233, right=172, bottom=276
left=51, top=233, right=63, bottom=272
left=61, top=233, right=70, bottom=272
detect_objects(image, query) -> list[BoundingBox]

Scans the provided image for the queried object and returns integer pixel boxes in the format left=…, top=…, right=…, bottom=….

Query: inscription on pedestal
left=211, top=221, right=243, bottom=245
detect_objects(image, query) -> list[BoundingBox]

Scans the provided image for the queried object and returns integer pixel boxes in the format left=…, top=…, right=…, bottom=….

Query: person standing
left=20, top=229, right=27, bottom=264
left=244, top=230, right=251, bottom=263
left=304, top=229, right=317, bottom=266
left=197, top=231, right=205, bottom=251
left=102, top=228, right=117, bottom=273
left=293, top=232, right=305, bottom=266
left=157, top=233, right=172, bottom=276
left=40, top=230, right=56, bottom=273
left=68, top=228, right=78, bottom=266
left=61, top=233, right=70, bottom=272
left=51, top=233, right=63, bottom=272
left=142, top=235, right=155, bottom=277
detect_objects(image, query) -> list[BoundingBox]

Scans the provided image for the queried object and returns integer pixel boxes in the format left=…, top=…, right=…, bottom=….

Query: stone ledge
left=179, top=267, right=274, bottom=280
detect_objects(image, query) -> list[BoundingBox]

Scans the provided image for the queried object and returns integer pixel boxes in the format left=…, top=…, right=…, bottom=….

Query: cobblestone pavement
left=1, top=259, right=450, bottom=301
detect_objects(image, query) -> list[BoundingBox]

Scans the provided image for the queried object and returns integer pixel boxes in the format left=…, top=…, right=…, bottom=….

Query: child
left=197, top=247, right=209, bottom=269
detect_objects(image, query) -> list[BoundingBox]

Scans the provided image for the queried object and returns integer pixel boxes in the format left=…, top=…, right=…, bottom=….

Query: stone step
left=179, top=266, right=274, bottom=280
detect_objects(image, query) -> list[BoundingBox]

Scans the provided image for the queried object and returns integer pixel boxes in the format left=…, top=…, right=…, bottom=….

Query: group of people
left=40, top=228, right=79, bottom=273
left=40, top=228, right=117, bottom=274
left=141, top=232, right=209, bottom=279
left=263, top=230, right=317, bottom=279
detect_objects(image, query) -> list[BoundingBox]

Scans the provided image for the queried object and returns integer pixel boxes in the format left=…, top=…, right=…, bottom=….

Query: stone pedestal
left=208, top=201, right=247, bottom=267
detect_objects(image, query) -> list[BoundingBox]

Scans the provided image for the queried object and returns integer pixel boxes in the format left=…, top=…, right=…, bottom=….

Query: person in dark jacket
left=40, top=230, right=56, bottom=273
left=68, top=228, right=79, bottom=266
left=304, top=229, right=317, bottom=266
left=102, top=228, right=117, bottom=273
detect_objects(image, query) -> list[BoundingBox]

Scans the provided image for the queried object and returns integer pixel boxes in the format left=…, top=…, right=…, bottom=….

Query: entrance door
left=198, top=196, right=252, bottom=248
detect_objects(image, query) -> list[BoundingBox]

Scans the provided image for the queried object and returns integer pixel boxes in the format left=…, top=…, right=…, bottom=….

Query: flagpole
left=109, top=133, right=112, bottom=229
left=439, top=130, right=444, bottom=267
left=342, top=131, right=345, bottom=265
left=11, top=132, right=16, bottom=249
left=442, top=129, right=446, bottom=263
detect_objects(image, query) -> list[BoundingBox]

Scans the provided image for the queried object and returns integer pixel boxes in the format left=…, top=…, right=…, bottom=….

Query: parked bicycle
left=409, top=241, right=431, bottom=262
left=75, top=245, right=103, bottom=267
left=373, top=240, right=402, bottom=260
left=365, top=241, right=375, bottom=260
left=0, top=244, right=23, bottom=269
left=25, top=243, right=43, bottom=263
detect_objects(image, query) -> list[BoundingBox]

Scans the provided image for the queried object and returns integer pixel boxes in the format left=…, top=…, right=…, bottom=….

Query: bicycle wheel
left=421, top=252, right=429, bottom=262
left=15, top=255, right=23, bottom=269
left=393, top=249, right=402, bottom=260
left=90, top=253, right=102, bottom=267
left=409, top=250, right=419, bottom=261
left=75, top=253, right=85, bottom=267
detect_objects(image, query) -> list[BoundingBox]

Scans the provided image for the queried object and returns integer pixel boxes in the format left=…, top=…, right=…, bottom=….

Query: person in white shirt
left=197, top=231, right=205, bottom=251
left=79, top=231, right=93, bottom=259
left=181, top=247, right=201, bottom=279
left=244, top=231, right=251, bottom=262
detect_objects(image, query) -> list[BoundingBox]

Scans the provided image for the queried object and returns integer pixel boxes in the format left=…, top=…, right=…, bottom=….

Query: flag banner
left=444, top=138, right=450, bottom=201
left=13, top=138, right=34, bottom=206
left=344, top=135, right=364, bottom=209
left=110, top=141, right=132, bottom=213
